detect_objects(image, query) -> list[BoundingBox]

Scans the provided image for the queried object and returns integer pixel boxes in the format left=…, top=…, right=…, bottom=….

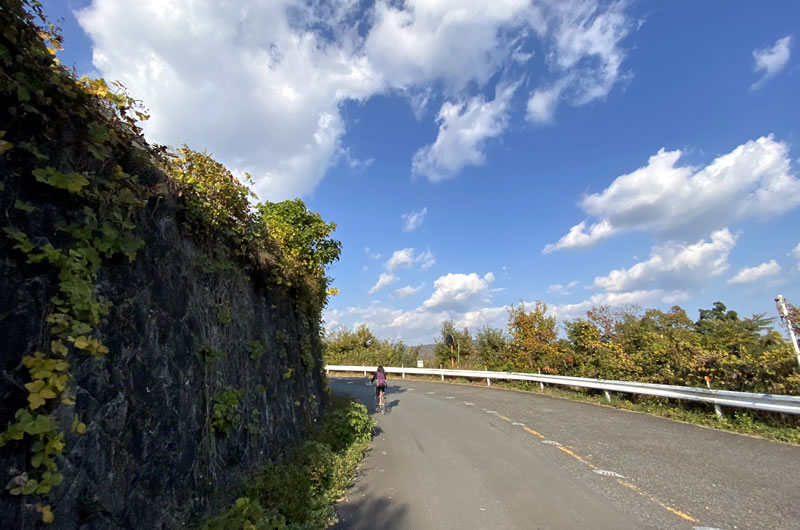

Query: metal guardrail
left=325, top=365, right=800, bottom=415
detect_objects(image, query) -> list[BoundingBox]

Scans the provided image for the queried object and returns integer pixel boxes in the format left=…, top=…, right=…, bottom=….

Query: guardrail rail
left=325, top=365, right=800, bottom=415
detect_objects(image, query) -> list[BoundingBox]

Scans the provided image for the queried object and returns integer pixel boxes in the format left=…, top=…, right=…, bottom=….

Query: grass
left=329, top=371, right=800, bottom=445
left=201, top=394, right=376, bottom=529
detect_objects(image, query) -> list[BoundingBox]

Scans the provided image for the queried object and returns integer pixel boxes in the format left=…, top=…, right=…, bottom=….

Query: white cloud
left=548, top=280, right=579, bottom=295
left=728, top=260, right=782, bottom=285
left=368, top=273, right=397, bottom=294
left=593, top=229, right=737, bottom=292
left=384, top=248, right=436, bottom=271
left=412, top=81, right=520, bottom=182
left=423, top=272, right=495, bottom=311
left=78, top=0, right=637, bottom=195
left=526, top=0, right=633, bottom=124
left=752, top=35, right=793, bottom=90
left=391, top=283, right=426, bottom=299
left=543, top=220, right=616, bottom=253
left=77, top=0, right=382, bottom=201
left=551, top=289, right=689, bottom=322
left=402, top=207, right=428, bottom=232
left=366, top=0, right=531, bottom=92
left=526, top=79, right=568, bottom=124
left=364, top=247, right=381, bottom=259
left=545, top=135, right=800, bottom=252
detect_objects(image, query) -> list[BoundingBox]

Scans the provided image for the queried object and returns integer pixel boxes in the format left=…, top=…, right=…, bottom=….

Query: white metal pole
left=776, top=295, right=800, bottom=368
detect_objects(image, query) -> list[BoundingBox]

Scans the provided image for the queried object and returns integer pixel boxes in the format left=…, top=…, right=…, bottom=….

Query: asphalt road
left=330, top=377, right=800, bottom=530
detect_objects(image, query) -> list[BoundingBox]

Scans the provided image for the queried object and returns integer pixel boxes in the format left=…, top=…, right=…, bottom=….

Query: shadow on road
left=332, top=494, right=410, bottom=530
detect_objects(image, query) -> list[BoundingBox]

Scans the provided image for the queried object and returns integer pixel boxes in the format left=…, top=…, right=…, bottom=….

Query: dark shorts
left=375, top=384, right=386, bottom=397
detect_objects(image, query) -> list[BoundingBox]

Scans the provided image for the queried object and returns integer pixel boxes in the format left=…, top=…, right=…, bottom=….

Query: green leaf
left=13, top=200, right=35, bottom=213
left=32, top=167, right=89, bottom=193
left=22, top=479, right=39, bottom=495
left=19, top=142, right=48, bottom=161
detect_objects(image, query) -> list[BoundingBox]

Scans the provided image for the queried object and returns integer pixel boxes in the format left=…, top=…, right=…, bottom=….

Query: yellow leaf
left=25, top=380, right=45, bottom=393
left=76, top=423, right=86, bottom=435
left=40, top=388, right=56, bottom=399
left=73, top=336, right=89, bottom=350
left=37, top=504, right=54, bottom=524
left=51, top=340, right=68, bottom=356
left=28, top=393, right=46, bottom=410
left=49, top=375, right=67, bottom=392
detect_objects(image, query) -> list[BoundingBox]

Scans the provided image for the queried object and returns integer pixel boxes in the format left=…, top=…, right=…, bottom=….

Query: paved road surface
left=330, top=377, right=800, bottom=530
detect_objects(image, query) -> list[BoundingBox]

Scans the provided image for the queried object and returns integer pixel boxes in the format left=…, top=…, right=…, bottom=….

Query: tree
left=694, top=301, right=772, bottom=357
left=476, top=326, right=509, bottom=371
left=257, top=199, right=342, bottom=279
left=506, top=301, right=562, bottom=373
left=433, top=320, right=474, bottom=368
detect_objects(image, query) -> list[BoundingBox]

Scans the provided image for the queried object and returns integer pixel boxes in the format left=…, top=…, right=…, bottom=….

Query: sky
left=42, top=0, right=800, bottom=345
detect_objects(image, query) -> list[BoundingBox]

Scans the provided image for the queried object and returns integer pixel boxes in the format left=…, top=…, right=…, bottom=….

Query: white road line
left=593, top=469, right=626, bottom=478
left=445, top=396, right=455, bottom=399
left=512, top=422, right=525, bottom=426
left=541, top=440, right=562, bottom=446
left=464, top=402, right=475, bottom=406
left=426, top=391, right=436, bottom=395
left=486, top=410, right=498, bottom=414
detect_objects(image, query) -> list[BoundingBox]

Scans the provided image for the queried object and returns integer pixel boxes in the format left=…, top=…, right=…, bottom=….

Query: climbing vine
left=0, top=1, right=150, bottom=522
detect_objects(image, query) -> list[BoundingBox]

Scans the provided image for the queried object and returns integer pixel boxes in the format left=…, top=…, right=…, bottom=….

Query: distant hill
left=416, top=343, right=436, bottom=360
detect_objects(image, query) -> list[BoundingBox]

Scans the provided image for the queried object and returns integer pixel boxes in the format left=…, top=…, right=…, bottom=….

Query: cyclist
left=371, top=365, right=388, bottom=411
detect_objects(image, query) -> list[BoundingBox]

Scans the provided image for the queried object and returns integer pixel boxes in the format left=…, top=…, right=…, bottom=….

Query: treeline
left=327, top=300, right=800, bottom=395
left=324, top=325, right=421, bottom=367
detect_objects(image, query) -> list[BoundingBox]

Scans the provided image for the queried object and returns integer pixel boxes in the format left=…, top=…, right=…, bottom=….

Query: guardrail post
left=441, top=374, right=444, bottom=382
left=402, top=372, right=405, bottom=379
left=326, top=368, right=329, bottom=376
left=538, top=369, right=544, bottom=391
left=487, top=378, right=491, bottom=387
left=705, top=376, right=724, bottom=418
left=364, top=370, right=367, bottom=376
left=603, top=390, right=611, bottom=402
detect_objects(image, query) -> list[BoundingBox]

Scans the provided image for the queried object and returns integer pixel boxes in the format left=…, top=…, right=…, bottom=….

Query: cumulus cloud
left=543, top=220, right=616, bottom=254
left=423, top=272, right=495, bottom=311
left=412, top=81, right=520, bottom=182
left=77, top=0, right=382, bottom=201
left=551, top=289, right=689, bottom=322
left=402, top=207, right=428, bottom=232
left=368, top=273, right=397, bottom=294
left=593, top=229, right=737, bottom=292
left=76, top=1, right=638, bottom=197
left=391, top=283, right=426, bottom=299
left=384, top=248, right=436, bottom=271
left=728, top=260, right=781, bottom=285
left=544, top=135, right=800, bottom=252
left=326, top=271, right=506, bottom=343
left=752, top=35, right=793, bottom=90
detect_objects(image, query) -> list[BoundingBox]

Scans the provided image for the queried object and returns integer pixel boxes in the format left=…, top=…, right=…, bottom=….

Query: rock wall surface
left=0, top=4, right=327, bottom=527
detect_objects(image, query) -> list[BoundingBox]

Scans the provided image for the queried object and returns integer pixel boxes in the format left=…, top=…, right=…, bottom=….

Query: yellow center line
left=523, top=426, right=545, bottom=438
left=616, top=479, right=697, bottom=523
left=514, top=421, right=698, bottom=524
left=556, top=445, right=596, bottom=469
left=497, top=415, right=512, bottom=422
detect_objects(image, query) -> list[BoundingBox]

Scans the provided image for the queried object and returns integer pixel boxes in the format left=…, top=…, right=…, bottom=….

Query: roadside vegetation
left=202, top=395, right=375, bottom=529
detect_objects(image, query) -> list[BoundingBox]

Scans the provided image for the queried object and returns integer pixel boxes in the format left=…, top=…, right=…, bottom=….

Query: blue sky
left=43, top=0, right=800, bottom=344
